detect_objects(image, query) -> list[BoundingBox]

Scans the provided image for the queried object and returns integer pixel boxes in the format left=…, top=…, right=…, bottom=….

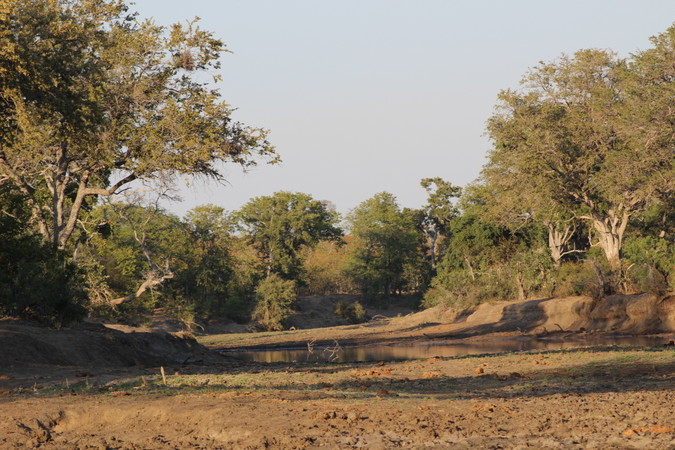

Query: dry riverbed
left=1, top=293, right=674, bottom=448
left=1, top=345, right=673, bottom=449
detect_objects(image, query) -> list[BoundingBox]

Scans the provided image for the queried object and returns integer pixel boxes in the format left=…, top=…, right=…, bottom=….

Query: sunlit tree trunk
left=576, top=201, right=630, bottom=272
left=545, top=221, right=582, bottom=267
left=589, top=210, right=629, bottom=272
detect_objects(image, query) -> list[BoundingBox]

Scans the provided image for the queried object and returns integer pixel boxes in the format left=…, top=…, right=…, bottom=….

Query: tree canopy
left=0, top=0, right=276, bottom=250
left=235, top=192, right=343, bottom=281
left=346, top=192, right=426, bottom=300
left=485, top=28, right=674, bottom=270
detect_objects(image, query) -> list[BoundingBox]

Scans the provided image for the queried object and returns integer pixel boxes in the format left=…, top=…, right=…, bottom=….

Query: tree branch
left=109, top=269, right=174, bottom=306
left=58, top=170, right=92, bottom=249
left=82, top=172, right=138, bottom=196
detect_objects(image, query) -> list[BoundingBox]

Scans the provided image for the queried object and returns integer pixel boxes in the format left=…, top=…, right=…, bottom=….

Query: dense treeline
left=0, top=1, right=672, bottom=330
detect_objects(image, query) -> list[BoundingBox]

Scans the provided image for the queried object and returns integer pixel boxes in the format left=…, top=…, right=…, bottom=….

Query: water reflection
left=220, top=335, right=667, bottom=363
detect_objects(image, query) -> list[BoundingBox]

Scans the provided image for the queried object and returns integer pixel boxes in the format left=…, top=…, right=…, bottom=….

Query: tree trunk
left=430, top=231, right=438, bottom=268
left=589, top=209, right=629, bottom=272
left=515, top=272, right=526, bottom=301
left=464, top=255, right=476, bottom=281
left=546, top=222, right=575, bottom=267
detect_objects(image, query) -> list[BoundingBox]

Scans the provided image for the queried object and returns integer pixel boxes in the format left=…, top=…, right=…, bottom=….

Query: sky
left=130, top=0, right=675, bottom=217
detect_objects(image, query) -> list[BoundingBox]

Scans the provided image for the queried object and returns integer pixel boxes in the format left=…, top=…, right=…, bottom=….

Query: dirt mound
left=0, top=319, right=226, bottom=369
left=457, top=293, right=675, bottom=335
left=205, top=293, right=675, bottom=351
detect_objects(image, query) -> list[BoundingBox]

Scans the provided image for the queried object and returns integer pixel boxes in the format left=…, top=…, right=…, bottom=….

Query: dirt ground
left=0, top=293, right=673, bottom=449
left=1, top=346, right=673, bottom=449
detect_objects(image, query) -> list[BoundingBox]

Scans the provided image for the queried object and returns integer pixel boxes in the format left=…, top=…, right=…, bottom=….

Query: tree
left=486, top=35, right=673, bottom=271
left=420, top=177, right=461, bottom=267
left=623, top=197, right=675, bottom=293
left=174, top=204, right=257, bottom=321
left=480, top=168, right=584, bottom=267
left=437, top=185, right=506, bottom=285
left=78, top=201, right=187, bottom=310
left=0, top=0, right=276, bottom=250
left=251, top=274, right=296, bottom=331
left=426, top=184, right=551, bottom=307
left=302, top=239, right=356, bottom=295
left=235, top=192, right=343, bottom=281
left=0, top=184, right=87, bottom=325
left=346, top=192, right=425, bottom=300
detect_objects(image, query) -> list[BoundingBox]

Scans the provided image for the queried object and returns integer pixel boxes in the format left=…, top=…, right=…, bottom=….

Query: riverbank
left=199, top=292, right=675, bottom=351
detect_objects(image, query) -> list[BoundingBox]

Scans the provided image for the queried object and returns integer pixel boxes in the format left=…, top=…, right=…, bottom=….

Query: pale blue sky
left=130, top=1, right=675, bottom=216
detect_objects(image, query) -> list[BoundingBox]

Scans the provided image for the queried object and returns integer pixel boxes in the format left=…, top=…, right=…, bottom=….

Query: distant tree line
left=0, top=1, right=672, bottom=329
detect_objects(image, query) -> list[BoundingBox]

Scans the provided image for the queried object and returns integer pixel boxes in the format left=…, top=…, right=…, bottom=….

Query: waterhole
left=220, top=335, right=669, bottom=363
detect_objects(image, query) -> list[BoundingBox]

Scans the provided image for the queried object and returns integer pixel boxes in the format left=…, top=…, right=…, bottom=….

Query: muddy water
left=221, top=335, right=669, bottom=363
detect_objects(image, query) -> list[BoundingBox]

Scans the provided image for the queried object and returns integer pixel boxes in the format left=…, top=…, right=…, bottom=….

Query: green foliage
left=333, top=300, right=367, bottom=324
left=236, top=192, right=343, bottom=282
left=0, top=187, right=87, bottom=326
left=624, top=237, right=673, bottom=294
left=346, top=192, right=428, bottom=301
left=0, top=0, right=276, bottom=250
left=546, top=261, right=612, bottom=299
left=0, top=0, right=276, bottom=327
left=174, top=205, right=245, bottom=319
left=79, top=202, right=186, bottom=311
left=420, top=178, right=461, bottom=266
left=80, top=203, right=258, bottom=324
left=252, top=275, right=297, bottom=331
left=426, top=25, right=675, bottom=309
left=420, top=178, right=462, bottom=230
left=424, top=186, right=554, bottom=309
left=302, top=240, right=357, bottom=296
left=484, top=32, right=674, bottom=271
left=622, top=200, right=674, bottom=293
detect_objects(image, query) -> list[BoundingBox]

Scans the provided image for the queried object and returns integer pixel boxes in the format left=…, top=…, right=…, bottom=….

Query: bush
left=0, top=232, right=88, bottom=327
left=252, top=275, right=297, bottom=331
left=624, top=235, right=673, bottom=294
left=549, top=260, right=619, bottom=299
left=333, top=300, right=367, bottom=323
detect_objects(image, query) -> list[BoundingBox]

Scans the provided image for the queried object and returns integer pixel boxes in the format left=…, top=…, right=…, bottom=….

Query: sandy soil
left=0, top=293, right=673, bottom=449
left=1, top=346, right=673, bottom=449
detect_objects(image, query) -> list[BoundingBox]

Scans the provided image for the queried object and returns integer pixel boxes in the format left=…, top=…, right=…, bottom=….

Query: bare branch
left=110, top=269, right=174, bottom=306
left=82, top=172, right=138, bottom=197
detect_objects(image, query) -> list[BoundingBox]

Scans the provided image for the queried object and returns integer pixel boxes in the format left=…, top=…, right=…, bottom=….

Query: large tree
left=346, top=192, right=424, bottom=299
left=486, top=28, right=674, bottom=271
left=0, top=0, right=276, bottom=250
left=235, top=192, right=343, bottom=281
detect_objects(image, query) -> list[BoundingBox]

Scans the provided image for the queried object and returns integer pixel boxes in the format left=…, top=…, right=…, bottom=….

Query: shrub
left=549, top=259, right=618, bottom=299
left=334, top=300, right=367, bottom=323
left=0, top=233, right=88, bottom=327
left=624, top=235, right=673, bottom=294
left=252, top=275, right=297, bottom=331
